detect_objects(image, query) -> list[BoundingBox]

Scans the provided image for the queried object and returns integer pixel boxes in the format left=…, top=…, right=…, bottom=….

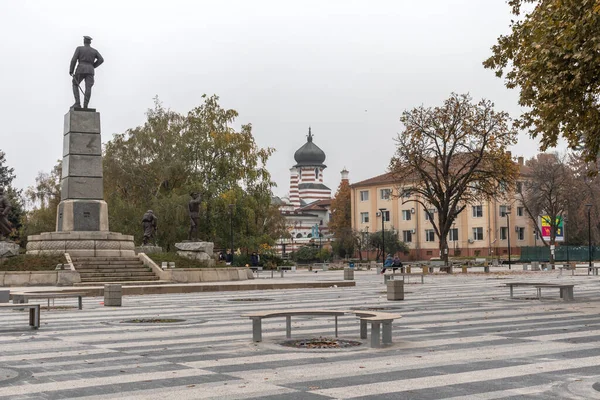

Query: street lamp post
left=365, top=226, right=369, bottom=261
left=505, top=207, right=511, bottom=269
left=379, top=208, right=386, bottom=262
left=587, top=204, right=593, bottom=273
left=228, top=204, right=234, bottom=261
left=564, top=215, right=569, bottom=266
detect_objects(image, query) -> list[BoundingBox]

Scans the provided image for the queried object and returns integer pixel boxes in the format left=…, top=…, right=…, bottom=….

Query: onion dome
left=293, top=127, right=327, bottom=168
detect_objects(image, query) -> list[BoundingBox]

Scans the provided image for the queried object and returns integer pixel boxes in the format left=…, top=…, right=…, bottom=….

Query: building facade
left=350, top=157, right=538, bottom=260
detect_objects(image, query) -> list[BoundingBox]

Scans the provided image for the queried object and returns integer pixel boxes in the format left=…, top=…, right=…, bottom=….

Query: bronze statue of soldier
left=141, top=210, right=158, bottom=245
left=0, top=188, right=13, bottom=240
left=188, top=192, right=202, bottom=241
left=69, top=36, right=104, bottom=109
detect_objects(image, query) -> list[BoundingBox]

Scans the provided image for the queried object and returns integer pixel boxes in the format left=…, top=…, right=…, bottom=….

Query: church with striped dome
left=273, top=128, right=349, bottom=255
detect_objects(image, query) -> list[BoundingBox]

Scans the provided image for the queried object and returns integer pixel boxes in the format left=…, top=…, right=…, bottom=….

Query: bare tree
left=517, top=153, right=573, bottom=265
left=390, top=93, right=519, bottom=266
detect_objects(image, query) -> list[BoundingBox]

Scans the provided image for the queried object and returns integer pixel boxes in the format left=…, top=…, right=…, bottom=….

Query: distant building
left=350, top=156, right=538, bottom=260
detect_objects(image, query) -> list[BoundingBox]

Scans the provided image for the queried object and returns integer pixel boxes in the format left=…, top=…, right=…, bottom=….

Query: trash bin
left=104, top=284, right=122, bottom=307
left=387, top=280, right=404, bottom=301
left=344, top=267, right=354, bottom=280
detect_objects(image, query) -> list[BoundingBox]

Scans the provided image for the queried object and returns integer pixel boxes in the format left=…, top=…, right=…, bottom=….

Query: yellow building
left=350, top=157, right=537, bottom=260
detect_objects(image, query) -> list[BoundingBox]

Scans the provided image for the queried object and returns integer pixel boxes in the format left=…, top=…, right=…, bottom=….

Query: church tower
left=289, top=127, right=331, bottom=207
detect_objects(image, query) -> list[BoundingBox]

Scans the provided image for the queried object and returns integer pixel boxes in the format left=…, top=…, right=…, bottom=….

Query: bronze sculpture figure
left=69, top=36, right=104, bottom=109
left=188, top=192, right=202, bottom=241
left=141, top=210, right=158, bottom=245
left=0, top=188, right=12, bottom=240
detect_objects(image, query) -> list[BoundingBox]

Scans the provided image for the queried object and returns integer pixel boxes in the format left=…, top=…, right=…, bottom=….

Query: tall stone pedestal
left=57, top=110, right=108, bottom=232
left=27, top=109, right=134, bottom=258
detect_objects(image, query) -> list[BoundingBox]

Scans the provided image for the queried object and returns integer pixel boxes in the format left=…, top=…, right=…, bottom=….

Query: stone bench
left=574, top=264, right=600, bottom=276
left=243, top=309, right=402, bottom=348
left=0, top=303, right=40, bottom=329
left=11, top=292, right=85, bottom=310
left=243, top=309, right=345, bottom=342
left=351, top=310, right=402, bottom=348
left=534, top=284, right=575, bottom=301
left=383, top=272, right=424, bottom=284
left=505, top=282, right=576, bottom=301
left=461, top=265, right=490, bottom=273
left=311, top=263, right=330, bottom=271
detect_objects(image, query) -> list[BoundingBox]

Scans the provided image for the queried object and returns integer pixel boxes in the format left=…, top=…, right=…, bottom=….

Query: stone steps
left=74, top=280, right=171, bottom=287
left=80, top=273, right=158, bottom=280
left=80, top=275, right=160, bottom=283
left=72, top=256, right=160, bottom=284
left=76, top=267, right=151, bottom=273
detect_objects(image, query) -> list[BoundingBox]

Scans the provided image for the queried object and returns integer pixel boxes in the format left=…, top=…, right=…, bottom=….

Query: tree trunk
left=439, top=236, right=451, bottom=272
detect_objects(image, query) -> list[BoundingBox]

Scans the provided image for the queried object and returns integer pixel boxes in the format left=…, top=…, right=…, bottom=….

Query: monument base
left=0, top=241, right=20, bottom=258
left=135, top=245, right=163, bottom=255
left=174, top=242, right=215, bottom=265
left=56, top=200, right=109, bottom=231
left=26, top=231, right=135, bottom=258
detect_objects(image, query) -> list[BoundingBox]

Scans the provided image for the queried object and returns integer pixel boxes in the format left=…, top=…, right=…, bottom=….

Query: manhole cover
left=281, top=337, right=362, bottom=349
left=593, top=382, right=600, bottom=392
left=228, top=298, right=274, bottom=302
left=121, top=318, right=186, bottom=323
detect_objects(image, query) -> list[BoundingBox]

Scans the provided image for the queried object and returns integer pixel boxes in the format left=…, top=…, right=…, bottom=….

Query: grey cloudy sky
left=0, top=0, right=559, bottom=198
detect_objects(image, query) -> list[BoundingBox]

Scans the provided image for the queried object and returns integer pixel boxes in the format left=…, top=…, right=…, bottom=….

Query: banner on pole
left=540, top=216, right=564, bottom=242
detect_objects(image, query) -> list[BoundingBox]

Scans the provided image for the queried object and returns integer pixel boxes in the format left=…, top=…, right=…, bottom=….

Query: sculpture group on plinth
left=188, top=192, right=202, bottom=241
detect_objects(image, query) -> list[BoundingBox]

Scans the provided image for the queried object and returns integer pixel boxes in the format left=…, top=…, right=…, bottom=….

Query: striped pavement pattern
left=1, top=271, right=600, bottom=399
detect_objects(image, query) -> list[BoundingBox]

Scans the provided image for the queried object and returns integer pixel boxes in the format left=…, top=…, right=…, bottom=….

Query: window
left=296, top=233, right=303, bottom=238
left=360, top=212, right=369, bottom=223
left=500, top=227, right=508, bottom=240
left=472, top=205, right=483, bottom=218
left=360, top=191, right=369, bottom=201
left=473, top=227, right=484, bottom=241
left=425, top=229, right=435, bottom=242
left=401, top=189, right=412, bottom=198
left=402, top=210, right=412, bottom=221
left=382, top=210, right=390, bottom=222
left=380, top=188, right=392, bottom=200
left=425, top=208, right=435, bottom=221
left=499, top=205, right=509, bottom=217
left=402, top=230, right=412, bottom=243
left=516, top=182, right=523, bottom=192
left=449, top=228, right=459, bottom=241
left=315, top=168, right=319, bottom=179
left=517, top=207, right=524, bottom=217
left=517, top=227, right=525, bottom=241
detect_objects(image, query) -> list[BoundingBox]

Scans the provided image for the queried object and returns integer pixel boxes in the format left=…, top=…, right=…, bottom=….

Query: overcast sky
left=0, top=0, right=559, bottom=198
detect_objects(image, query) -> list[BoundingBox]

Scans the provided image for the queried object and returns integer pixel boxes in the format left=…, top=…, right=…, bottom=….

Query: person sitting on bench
left=381, top=254, right=393, bottom=273
left=392, top=255, right=403, bottom=272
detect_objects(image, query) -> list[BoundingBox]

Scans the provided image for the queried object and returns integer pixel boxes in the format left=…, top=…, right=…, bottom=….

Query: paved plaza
left=1, top=270, right=600, bottom=399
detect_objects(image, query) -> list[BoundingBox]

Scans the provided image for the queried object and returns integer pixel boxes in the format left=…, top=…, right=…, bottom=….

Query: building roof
left=294, top=127, right=327, bottom=168
left=298, top=199, right=332, bottom=212
left=350, top=172, right=395, bottom=188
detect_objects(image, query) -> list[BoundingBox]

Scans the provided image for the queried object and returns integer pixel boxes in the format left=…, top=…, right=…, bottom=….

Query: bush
left=0, top=254, right=66, bottom=271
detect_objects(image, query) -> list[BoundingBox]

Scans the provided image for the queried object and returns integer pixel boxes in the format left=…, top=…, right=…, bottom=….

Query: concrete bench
left=383, top=272, right=424, bottom=284
left=461, top=265, right=490, bottom=273
left=574, top=264, right=600, bottom=276
left=11, top=292, right=85, bottom=310
left=351, top=310, right=402, bottom=348
left=534, top=284, right=575, bottom=301
left=243, top=309, right=402, bottom=348
left=0, top=303, right=40, bottom=329
left=243, top=309, right=345, bottom=342
left=311, top=263, right=330, bottom=271
left=505, top=282, right=575, bottom=301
